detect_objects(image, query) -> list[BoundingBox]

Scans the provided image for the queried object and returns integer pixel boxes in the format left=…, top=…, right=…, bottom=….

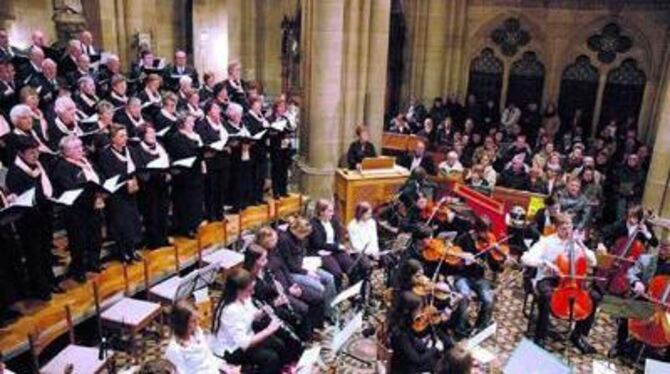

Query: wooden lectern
left=334, top=157, right=410, bottom=223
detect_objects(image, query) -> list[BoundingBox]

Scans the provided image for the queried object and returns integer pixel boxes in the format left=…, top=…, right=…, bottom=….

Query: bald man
left=163, top=50, right=199, bottom=92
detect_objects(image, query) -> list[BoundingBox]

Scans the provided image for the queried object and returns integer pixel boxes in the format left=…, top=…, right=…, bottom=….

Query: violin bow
left=473, top=234, right=513, bottom=259
left=425, top=196, right=448, bottom=225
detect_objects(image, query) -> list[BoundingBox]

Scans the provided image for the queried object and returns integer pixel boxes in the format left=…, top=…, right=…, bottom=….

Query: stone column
left=298, top=0, right=391, bottom=198
left=298, top=0, right=346, bottom=198
left=192, top=0, right=229, bottom=79
left=643, top=39, right=670, bottom=241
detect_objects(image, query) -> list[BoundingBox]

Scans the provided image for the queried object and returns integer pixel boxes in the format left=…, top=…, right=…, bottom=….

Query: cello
left=550, top=237, right=594, bottom=321
left=628, top=275, right=670, bottom=348
left=596, top=222, right=649, bottom=296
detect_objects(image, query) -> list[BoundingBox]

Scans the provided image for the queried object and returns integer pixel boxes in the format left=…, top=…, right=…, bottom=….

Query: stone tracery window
left=467, top=48, right=503, bottom=105
left=507, top=51, right=545, bottom=110
left=490, top=17, right=530, bottom=57
left=587, top=22, right=633, bottom=64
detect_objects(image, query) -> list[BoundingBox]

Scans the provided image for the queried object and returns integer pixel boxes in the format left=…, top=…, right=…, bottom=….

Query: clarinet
left=265, top=268, right=299, bottom=320
left=254, top=299, right=303, bottom=346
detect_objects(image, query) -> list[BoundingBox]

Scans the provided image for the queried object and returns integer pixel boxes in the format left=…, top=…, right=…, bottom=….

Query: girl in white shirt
left=164, top=303, right=232, bottom=374
left=347, top=201, right=380, bottom=258
left=211, top=269, right=294, bottom=374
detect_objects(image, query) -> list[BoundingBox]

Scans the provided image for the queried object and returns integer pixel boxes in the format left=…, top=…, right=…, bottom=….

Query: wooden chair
left=238, top=203, right=272, bottom=243
left=94, top=265, right=163, bottom=364
left=196, top=220, right=229, bottom=267
left=29, top=305, right=110, bottom=374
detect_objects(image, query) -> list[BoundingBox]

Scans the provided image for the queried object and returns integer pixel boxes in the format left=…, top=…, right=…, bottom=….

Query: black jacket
left=307, top=217, right=343, bottom=254
left=346, top=140, right=376, bottom=169
left=398, top=153, right=436, bottom=176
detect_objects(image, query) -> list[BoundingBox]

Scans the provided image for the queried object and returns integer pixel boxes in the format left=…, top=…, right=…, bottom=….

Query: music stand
left=194, top=262, right=221, bottom=291
left=173, top=271, right=200, bottom=304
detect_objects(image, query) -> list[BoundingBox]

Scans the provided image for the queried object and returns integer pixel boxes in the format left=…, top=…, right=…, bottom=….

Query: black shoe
left=570, top=334, right=597, bottom=355
left=534, top=336, right=549, bottom=349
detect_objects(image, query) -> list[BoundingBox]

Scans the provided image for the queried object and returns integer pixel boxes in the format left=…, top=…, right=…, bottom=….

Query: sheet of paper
left=102, top=175, right=126, bottom=193
left=156, top=126, right=171, bottom=137
left=11, top=188, right=35, bottom=208
left=331, top=312, right=363, bottom=353
left=270, top=119, right=287, bottom=132
left=592, top=360, right=617, bottom=374
left=172, top=156, right=197, bottom=168
left=193, top=287, right=209, bottom=303
left=467, top=322, right=497, bottom=350
left=645, top=358, right=670, bottom=374
left=52, top=189, right=84, bottom=206
left=296, top=345, right=321, bottom=374
left=146, top=156, right=169, bottom=170
left=302, top=256, right=322, bottom=273
left=331, top=281, right=363, bottom=308
left=470, top=346, right=496, bottom=364
left=208, top=139, right=226, bottom=152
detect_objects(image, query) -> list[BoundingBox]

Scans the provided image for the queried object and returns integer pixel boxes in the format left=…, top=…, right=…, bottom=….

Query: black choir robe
left=244, top=111, right=269, bottom=204
left=225, top=122, right=253, bottom=212
left=137, top=88, right=162, bottom=121
left=0, top=189, right=23, bottom=317
left=97, top=146, right=143, bottom=259
left=195, top=117, right=229, bottom=221
left=51, top=158, right=103, bottom=277
left=28, top=72, right=59, bottom=112
left=223, top=79, right=248, bottom=108
left=5, top=158, right=57, bottom=296
left=47, top=117, right=81, bottom=151
left=131, top=142, right=171, bottom=249
left=72, top=92, right=100, bottom=117
left=167, top=131, right=204, bottom=236
left=153, top=109, right=179, bottom=138
left=267, top=113, right=294, bottom=198
left=113, top=110, right=145, bottom=140
left=106, top=90, right=128, bottom=111
left=0, top=78, right=17, bottom=117
left=163, top=64, right=199, bottom=92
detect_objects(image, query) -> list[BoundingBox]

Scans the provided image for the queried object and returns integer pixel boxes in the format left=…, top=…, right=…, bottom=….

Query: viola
left=628, top=275, right=670, bottom=348
left=420, top=199, right=452, bottom=224
left=475, top=232, right=511, bottom=263
left=550, top=238, right=594, bottom=321
left=412, top=304, right=451, bottom=333
left=596, top=224, right=648, bottom=296
left=411, top=274, right=458, bottom=302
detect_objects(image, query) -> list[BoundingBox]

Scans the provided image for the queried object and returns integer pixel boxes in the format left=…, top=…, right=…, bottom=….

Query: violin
left=412, top=304, right=452, bottom=333
left=628, top=275, right=670, bottom=348
left=411, top=274, right=457, bottom=301
left=549, top=238, right=594, bottom=321
left=420, top=198, right=452, bottom=224
left=475, top=232, right=512, bottom=263
left=421, top=239, right=470, bottom=266
left=596, top=221, right=650, bottom=296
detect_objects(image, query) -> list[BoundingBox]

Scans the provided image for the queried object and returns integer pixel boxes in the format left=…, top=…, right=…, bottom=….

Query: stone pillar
left=298, top=0, right=391, bottom=198
left=643, top=39, right=670, bottom=241
left=442, top=0, right=468, bottom=97
left=421, top=0, right=447, bottom=101
left=192, top=0, right=229, bottom=79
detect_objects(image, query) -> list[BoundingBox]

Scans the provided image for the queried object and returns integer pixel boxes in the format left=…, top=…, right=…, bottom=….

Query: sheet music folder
left=503, top=338, right=572, bottom=374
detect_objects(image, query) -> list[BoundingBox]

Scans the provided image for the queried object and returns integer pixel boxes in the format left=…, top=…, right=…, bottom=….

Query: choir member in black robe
left=175, top=76, right=191, bottom=110
left=244, top=97, right=270, bottom=204
left=113, top=97, right=146, bottom=140
left=97, top=125, right=143, bottom=263
left=5, top=137, right=63, bottom=299
left=153, top=92, right=179, bottom=138
left=105, top=74, right=128, bottom=111
left=225, top=103, right=253, bottom=213
left=184, top=90, right=204, bottom=122
left=195, top=101, right=229, bottom=221
left=2, top=104, right=52, bottom=166
left=137, top=73, right=163, bottom=121
left=17, top=47, right=44, bottom=88
left=168, top=114, right=205, bottom=237
left=224, top=61, right=248, bottom=108
left=132, top=124, right=171, bottom=249
left=47, top=96, right=84, bottom=151
left=198, top=71, right=216, bottom=104
left=346, top=125, right=377, bottom=170
left=267, top=98, right=296, bottom=198
left=163, top=50, right=199, bottom=92
left=0, top=59, right=17, bottom=117
left=94, top=54, right=121, bottom=98
left=211, top=83, right=230, bottom=115
left=85, top=100, right=112, bottom=163
left=58, top=40, right=81, bottom=78
left=23, top=89, right=51, bottom=153
left=66, top=54, right=93, bottom=91
left=0, top=188, right=23, bottom=326
left=72, top=76, right=100, bottom=117
left=27, top=58, right=59, bottom=112
left=51, top=135, right=104, bottom=283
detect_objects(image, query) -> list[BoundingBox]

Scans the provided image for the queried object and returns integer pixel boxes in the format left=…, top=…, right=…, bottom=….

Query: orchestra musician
left=607, top=241, right=670, bottom=359
left=597, top=205, right=658, bottom=255
left=211, top=269, right=302, bottom=373
left=532, top=194, right=561, bottom=236
left=521, top=213, right=605, bottom=353
left=346, top=125, right=377, bottom=170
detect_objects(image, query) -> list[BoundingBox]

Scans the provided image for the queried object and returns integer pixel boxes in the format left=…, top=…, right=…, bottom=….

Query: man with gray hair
left=28, top=58, right=59, bottom=110
left=96, top=54, right=121, bottom=97
left=66, top=54, right=92, bottom=89
left=59, top=39, right=83, bottom=77
left=48, top=96, right=82, bottom=149
left=18, top=46, right=45, bottom=86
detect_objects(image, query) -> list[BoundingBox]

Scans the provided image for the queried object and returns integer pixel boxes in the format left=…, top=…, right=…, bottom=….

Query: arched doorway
left=557, top=55, right=599, bottom=134
left=467, top=48, right=503, bottom=107
left=506, top=51, right=545, bottom=110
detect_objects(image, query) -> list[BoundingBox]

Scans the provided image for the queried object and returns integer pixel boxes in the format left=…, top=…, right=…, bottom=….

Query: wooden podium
left=334, top=158, right=410, bottom=223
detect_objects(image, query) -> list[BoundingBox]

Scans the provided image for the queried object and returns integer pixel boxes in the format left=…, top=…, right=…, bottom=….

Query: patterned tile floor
left=105, top=268, right=655, bottom=374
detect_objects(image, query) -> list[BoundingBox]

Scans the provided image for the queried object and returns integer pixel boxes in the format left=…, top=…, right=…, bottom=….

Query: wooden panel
left=491, top=187, right=547, bottom=218
left=275, top=194, right=303, bottom=219
left=381, top=132, right=410, bottom=151
left=198, top=221, right=226, bottom=251
left=335, top=169, right=408, bottom=223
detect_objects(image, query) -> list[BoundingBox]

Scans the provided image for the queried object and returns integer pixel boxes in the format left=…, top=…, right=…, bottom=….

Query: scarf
left=160, top=108, right=177, bottom=122
left=141, top=141, right=169, bottom=165
left=15, top=155, right=53, bottom=198
left=110, top=146, right=137, bottom=174
left=55, top=116, right=83, bottom=137
left=126, top=111, right=145, bottom=128
left=65, top=156, right=100, bottom=184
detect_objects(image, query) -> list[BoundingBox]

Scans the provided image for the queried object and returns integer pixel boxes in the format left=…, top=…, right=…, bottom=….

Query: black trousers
left=270, top=151, right=290, bottom=197
left=63, top=204, right=102, bottom=276
left=535, top=278, right=602, bottom=340
left=225, top=332, right=300, bottom=374
left=138, top=181, right=170, bottom=249
left=204, top=168, right=225, bottom=221
left=16, top=209, right=56, bottom=295
left=253, top=154, right=268, bottom=203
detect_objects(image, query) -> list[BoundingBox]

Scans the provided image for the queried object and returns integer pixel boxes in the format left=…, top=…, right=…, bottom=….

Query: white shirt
left=211, top=299, right=258, bottom=356
left=521, top=234, right=597, bottom=286
left=347, top=218, right=380, bottom=256
left=438, top=160, right=464, bottom=175
left=321, top=220, right=335, bottom=245
left=410, top=156, right=422, bottom=171
left=164, top=328, right=222, bottom=374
